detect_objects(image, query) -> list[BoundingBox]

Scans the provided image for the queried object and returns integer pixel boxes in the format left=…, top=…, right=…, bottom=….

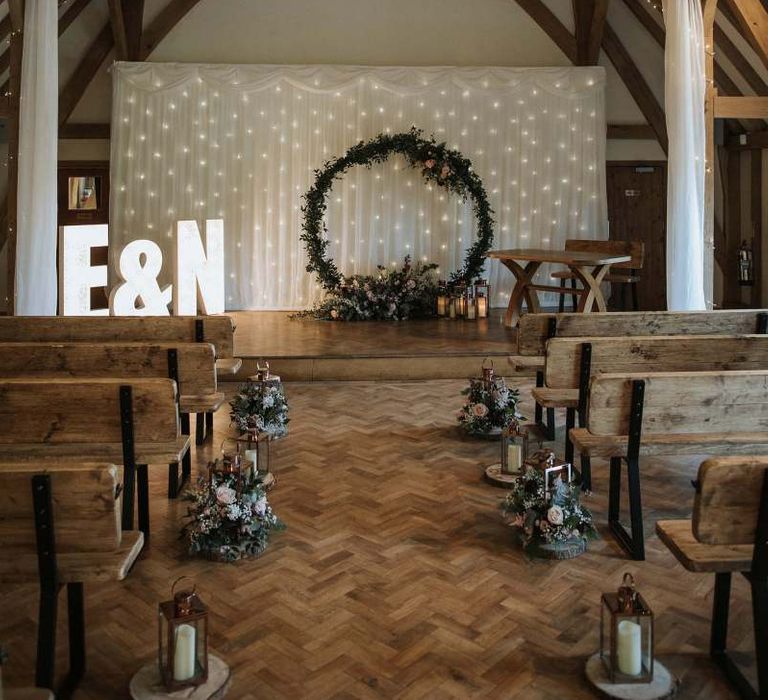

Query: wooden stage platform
left=230, top=309, right=516, bottom=381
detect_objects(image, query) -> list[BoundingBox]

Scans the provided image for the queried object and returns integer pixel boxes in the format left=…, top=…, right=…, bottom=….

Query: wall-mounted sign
left=59, top=219, right=225, bottom=316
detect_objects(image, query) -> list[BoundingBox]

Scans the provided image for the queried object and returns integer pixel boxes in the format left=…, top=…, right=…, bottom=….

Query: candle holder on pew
left=585, top=573, right=678, bottom=699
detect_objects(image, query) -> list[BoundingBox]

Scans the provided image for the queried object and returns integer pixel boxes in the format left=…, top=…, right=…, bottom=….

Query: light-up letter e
left=174, top=219, right=225, bottom=315
left=59, top=225, right=110, bottom=316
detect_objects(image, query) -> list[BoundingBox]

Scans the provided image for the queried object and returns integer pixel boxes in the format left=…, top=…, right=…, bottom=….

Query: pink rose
left=330, top=309, right=338, bottom=319
left=471, top=403, right=489, bottom=418
left=216, top=485, right=236, bottom=505
left=424, top=159, right=436, bottom=169
left=440, top=165, right=450, bottom=178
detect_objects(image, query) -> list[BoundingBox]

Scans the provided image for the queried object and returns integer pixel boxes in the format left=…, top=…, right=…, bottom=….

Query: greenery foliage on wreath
left=500, top=469, right=597, bottom=555
left=300, top=127, right=495, bottom=294
left=230, top=379, right=289, bottom=438
left=183, top=469, right=284, bottom=562
left=457, top=376, right=523, bottom=436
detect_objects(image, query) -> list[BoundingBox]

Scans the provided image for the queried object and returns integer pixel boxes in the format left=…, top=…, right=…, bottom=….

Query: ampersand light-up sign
left=59, top=218, right=225, bottom=316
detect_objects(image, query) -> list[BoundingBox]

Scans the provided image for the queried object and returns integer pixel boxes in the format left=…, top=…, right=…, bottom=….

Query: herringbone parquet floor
left=0, top=379, right=753, bottom=699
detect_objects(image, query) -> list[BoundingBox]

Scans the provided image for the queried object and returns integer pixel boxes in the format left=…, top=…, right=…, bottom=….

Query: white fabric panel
left=111, top=63, right=607, bottom=310
left=15, top=0, right=58, bottom=315
left=664, top=0, right=707, bottom=310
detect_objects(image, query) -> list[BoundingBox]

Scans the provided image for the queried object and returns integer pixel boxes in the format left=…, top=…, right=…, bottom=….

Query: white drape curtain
left=664, top=0, right=707, bottom=310
left=15, top=0, right=58, bottom=315
left=111, top=63, right=607, bottom=310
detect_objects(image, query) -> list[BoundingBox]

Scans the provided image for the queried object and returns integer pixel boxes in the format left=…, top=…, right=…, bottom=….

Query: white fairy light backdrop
left=111, top=63, right=607, bottom=310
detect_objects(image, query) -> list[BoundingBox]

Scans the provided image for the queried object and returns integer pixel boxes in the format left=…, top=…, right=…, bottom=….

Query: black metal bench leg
left=180, top=413, right=192, bottom=488
left=121, top=462, right=135, bottom=531
left=137, top=464, right=150, bottom=538
left=535, top=370, right=543, bottom=426
left=580, top=456, right=592, bottom=493
left=206, top=411, right=214, bottom=435
left=546, top=407, right=555, bottom=441
left=564, top=408, right=575, bottom=465
left=626, top=456, right=645, bottom=560
left=558, top=279, right=565, bottom=313
left=608, top=456, right=621, bottom=524
left=752, top=576, right=768, bottom=697
left=196, top=412, right=206, bottom=445
left=570, top=278, right=578, bottom=311
left=65, top=582, right=86, bottom=691
left=711, top=572, right=731, bottom=658
left=36, top=584, right=59, bottom=690
left=168, top=463, right=179, bottom=499
left=631, top=282, right=639, bottom=311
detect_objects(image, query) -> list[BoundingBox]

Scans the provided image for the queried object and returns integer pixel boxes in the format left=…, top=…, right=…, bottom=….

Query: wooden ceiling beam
left=573, top=0, right=594, bottom=65
left=107, top=0, right=129, bottom=60
left=123, top=0, right=145, bottom=60
left=139, top=0, right=204, bottom=60
left=607, top=123, right=656, bottom=139
left=513, top=0, right=577, bottom=62
left=7, top=0, right=24, bottom=32
left=58, top=23, right=113, bottom=126
left=601, top=22, right=668, bottom=153
left=715, top=95, right=768, bottom=118
left=59, top=0, right=93, bottom=36
left=59, top=122, right=111, bottom=139
left=587, top=0, right=610, bottom=65
left=725, top=0, right=768, bottom=72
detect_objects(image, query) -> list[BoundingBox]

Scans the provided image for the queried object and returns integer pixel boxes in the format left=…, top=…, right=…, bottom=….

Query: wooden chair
left=569, top=370, right=768, bottom=561
left=656, top=457, right=768, bottom=699
left=536, top=334, right=768, bottom=490
left=0, top=463, right=143, bottom=695
left=0, top=378, right=189, bottom=536
left=0, top=315, right=241, bottom=444
left=550, top=240, right=644, bottom=311
left=0, top=342, right=223, bottom=496
left=509, top=309, right=768, bottom=443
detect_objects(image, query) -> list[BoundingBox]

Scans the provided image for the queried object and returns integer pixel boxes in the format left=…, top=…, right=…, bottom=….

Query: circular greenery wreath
left=300, top=127, right=495, bottom=291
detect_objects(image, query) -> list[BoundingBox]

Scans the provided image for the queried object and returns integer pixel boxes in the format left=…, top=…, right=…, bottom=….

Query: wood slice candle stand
left=130, top=655, right=230, bottom=700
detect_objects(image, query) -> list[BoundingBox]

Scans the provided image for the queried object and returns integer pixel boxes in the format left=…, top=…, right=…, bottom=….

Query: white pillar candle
left=505, top=443, right=521, bottom=474
left=616, top=620, right=642, bottom=676
left=245, top=448, right=258, bottom=472
left=173, top=623, right=197, bottom=682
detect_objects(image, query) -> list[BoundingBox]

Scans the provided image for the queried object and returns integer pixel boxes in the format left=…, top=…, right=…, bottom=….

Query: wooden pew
left=0, top=378, right=189, bottom=536
left=510, top=309, right=768, bottom=440
left=656, top=457, right=768, bottom=698
left=536, top=334, right=768, bottom=489
left=569, top=370, right=768, bottom=560
left=0, top=463, right=143, bottom=694
left=0, top=342, right=223, bottom=497
left=0, top=315, right=240, bottom=443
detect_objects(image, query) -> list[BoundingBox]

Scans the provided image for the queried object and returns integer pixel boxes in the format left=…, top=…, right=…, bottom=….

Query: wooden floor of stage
left=0, top=379, right=750, bottom=699
left=230, top=309, right=517, bottom=380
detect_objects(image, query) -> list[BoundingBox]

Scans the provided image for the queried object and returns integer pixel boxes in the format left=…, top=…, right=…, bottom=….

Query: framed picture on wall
left=57, top=160, right=110, bottom=226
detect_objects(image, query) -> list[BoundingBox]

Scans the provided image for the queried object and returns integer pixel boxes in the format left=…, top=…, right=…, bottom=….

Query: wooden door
left=606, top=162, right=667, bottom=310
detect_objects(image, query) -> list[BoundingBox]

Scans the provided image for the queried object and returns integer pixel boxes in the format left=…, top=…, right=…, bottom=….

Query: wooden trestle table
left=487, top=248, right=631, bottom=327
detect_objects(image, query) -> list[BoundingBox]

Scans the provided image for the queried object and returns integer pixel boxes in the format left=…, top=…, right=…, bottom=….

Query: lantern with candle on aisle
left=236, top=429, right=271, bottom=476
left=436, top=281, right=450, bottom=316
left=600, top=573, right=654, bottom=684
left=158, top=577, right=209, bottom=691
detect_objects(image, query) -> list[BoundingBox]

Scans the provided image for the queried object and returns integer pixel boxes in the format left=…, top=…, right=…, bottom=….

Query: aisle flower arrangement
left=183, top=468, right=284, bottom=562
left=297, top=256, right=438, bottom=321
left=500, top=468, right=597, bottom=558
left=230, top=379, right=290, bottom=438
left=457, top=376, right=523, bottom=436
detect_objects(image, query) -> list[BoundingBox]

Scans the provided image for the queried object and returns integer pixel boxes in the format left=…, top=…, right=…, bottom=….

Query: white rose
left=547, top=505, right=564, bottom=525
left=216, top=485, right=237, bottom=505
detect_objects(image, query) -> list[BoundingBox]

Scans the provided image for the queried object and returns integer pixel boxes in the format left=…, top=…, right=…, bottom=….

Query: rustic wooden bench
left=0, top=463, right=143, bottom=695
left=535, top=334, right=768, bottom=490
left=656, top=457, right=768, bottom=699
left=0, top=378, right=190, bottom=536
left=0, top=341, right=222, bottom=495
left=510, top=309, right=768, bottom=440
left=570, top=370, right=768, bottom=561
left=0, top=315, right=240, bottom=444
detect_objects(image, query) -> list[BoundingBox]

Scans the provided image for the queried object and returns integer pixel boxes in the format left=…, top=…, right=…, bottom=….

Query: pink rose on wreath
left=330, top=309, right=339, bottom=319
left=424, top=159, right=437, bottom=169
left=216, top=485, right=237, bottom=506
left=440, top=165, right=451, bottom=178
left=471, top=403, right=489, bottom=418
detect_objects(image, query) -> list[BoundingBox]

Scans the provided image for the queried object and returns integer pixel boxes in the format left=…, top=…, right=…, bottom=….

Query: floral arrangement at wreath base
left=500, top=468, right=597, bottom=559
left=183, top=468, right=284, bottom=563
left=230, top=378, right=289, bottom=438
left=457, top=376, right=523, bottom=436
left=296, top=256, right=438, bottom=321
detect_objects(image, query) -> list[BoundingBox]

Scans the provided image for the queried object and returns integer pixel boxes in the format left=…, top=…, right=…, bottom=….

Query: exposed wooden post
left=107, top=0, right=129, bottom=60
left=5, top=0, right=24, bottom=313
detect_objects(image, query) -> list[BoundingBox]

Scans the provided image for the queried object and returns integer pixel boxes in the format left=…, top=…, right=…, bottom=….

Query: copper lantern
left=474, top=279, right=490, bottom=318
left=500, top=420, right=528, bottom=475
left=600, top=573, right=654, bottom=684
left=237, top=429, right=271, bottom=475
left=158, top=578, right=209, bottom=691
left=436, top=281, right=449, bottom=317
left=481, top=358, right=495, bottom=389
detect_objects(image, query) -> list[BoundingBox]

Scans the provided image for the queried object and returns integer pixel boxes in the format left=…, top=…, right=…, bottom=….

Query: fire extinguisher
left=738, top=239, right=755, bottom=286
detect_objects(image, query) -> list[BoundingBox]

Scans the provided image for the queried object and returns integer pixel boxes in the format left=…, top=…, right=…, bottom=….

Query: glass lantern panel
left=195, top=616, right=208, bottom=678
left=172, top=618, right=201, bottom=683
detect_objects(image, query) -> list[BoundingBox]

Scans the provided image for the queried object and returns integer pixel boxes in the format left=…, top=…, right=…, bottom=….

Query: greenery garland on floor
left=300, top=128, right=495, bottom=310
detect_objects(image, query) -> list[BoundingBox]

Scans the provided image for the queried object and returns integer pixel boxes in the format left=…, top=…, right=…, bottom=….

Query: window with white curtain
left=110, top=63, right=607, bottom=310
